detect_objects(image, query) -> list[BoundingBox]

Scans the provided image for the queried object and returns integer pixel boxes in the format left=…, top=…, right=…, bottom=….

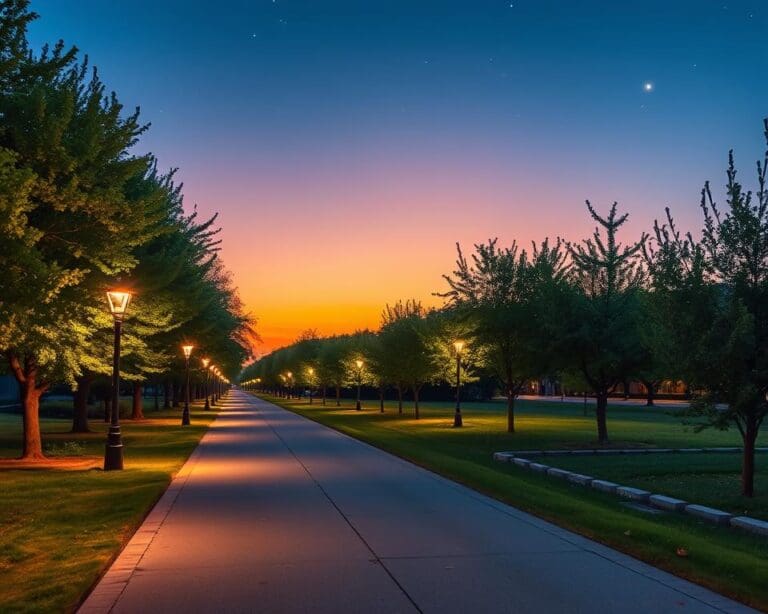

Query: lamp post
left=355, top=359, right=363, bottom=411
left=286, top=371, right=293, bottom=399
left=453, top=341, right=465, bottom=428
left=308, top=367, right=315, bottom=404
left=202, top=358, right=210, bottom=410
left=182, top=344, right=194, bottom=426
left=210, top=365, right=217, bottom=405
left=104, top=290, right=131, bottom=471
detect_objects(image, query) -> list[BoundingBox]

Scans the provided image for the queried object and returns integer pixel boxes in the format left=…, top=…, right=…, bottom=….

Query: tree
left=317, top=336, right=352, bottom=406
left=378, top=301, right=439, bottom=418
left=0, top=16, right=159, bottom=457
left=440, top=238, right=566, bottom=432
left=562, top=202, right=646, bottom=444
left=658, top=124, right=768, bottom=496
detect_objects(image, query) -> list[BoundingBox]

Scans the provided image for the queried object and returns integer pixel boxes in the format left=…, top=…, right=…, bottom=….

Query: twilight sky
left=29, top=1, right=768, bottom=352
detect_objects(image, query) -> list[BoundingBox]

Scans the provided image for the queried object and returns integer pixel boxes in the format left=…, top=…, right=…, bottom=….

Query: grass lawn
left=259, top=393, right=768, bottom=611
left=0, top=399, right=219, bottom=614
left=544, top=453, right=768, bottom=520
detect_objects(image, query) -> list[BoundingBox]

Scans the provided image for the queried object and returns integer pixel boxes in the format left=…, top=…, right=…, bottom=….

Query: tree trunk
left=414, top=387, right=420, bottom=419
left=104, top=393, right=112, bottom=423
left=507, top=389, right=516, bottom=433
left=322, top=385, right=327, bottom=405
left=643, top=380, right=656, bottom=407
left=131, top=381, right=144, bottom=420
left=397, top=386, right=403, bottom=414
left=379, top=384, right=385, bottom=413
left=7, top=353, right=47, bottom=460
left=163, top=379, right=172, bottom=409
left=742, top=418, right=759, bottom=497
left=335, top=385, right=341, bottom=407
left=596, top=392, right=609, bottom=444
left=72, top=373, right=93, bottom=433
left=154, top=381, right=160, bottom=411
left=21, top=382, right=45, bottom=460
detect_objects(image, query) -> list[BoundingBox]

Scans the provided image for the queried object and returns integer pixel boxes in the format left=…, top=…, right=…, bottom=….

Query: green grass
left=0, top=399, right=218, bottom=614
left=260, top=393, right=768, bottom=611
left=544, top=453, right=768, bottom=520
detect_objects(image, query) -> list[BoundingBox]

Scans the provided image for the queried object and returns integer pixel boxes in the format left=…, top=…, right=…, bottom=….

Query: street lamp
left=209, top=364, right=217, bottom=405
left=355, top=359, right=364, bottom=411
left=202, top=358, right=211, bottom=410
left=307, top=367, right=315, bottom=404
left=286, top=371, right=293, bottom=399
left=104, top=290, right=131, bottom=471
left=453, top=341, right=465, bottom=427
left=182, top=344, right=194, bottom=426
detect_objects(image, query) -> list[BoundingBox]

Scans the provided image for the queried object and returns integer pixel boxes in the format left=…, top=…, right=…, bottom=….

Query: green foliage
left=651, top=123, right=768, bottom=495
left=0, top=3, right=253, bottom=455
left=440, top=238, right=567, bottom=430
left=558, top=202, right=646, bottom=442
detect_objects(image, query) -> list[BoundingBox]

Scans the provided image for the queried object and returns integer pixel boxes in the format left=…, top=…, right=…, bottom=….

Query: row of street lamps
left=103, top=290, right=230, bottom=471
left=239, top=341, right=467, bottom=426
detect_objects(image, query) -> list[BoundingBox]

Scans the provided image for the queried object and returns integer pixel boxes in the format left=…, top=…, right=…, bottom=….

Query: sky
left=28, top=1, right=768, bottom=353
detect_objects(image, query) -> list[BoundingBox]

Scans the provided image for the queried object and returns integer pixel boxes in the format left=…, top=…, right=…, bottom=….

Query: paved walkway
left=80, top=391, right=753, bottom=614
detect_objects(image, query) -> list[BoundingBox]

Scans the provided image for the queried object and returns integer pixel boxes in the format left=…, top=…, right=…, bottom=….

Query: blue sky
left=27, top=0, right=768, bottom=347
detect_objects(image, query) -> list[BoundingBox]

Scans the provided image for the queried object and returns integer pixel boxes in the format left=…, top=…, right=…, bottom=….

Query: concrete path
left=80, top=391, right=753, bottom=614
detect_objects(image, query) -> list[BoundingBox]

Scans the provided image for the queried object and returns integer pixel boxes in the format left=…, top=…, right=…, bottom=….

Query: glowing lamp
left=202, top=357, right=210, bottom=368
left=355, top=359, right=363, bottom=369
left=454, top=340, right=465, bottom=353
left=182, top=344, right=194, bottom=359
left=106, top=291, right=131, bottom=319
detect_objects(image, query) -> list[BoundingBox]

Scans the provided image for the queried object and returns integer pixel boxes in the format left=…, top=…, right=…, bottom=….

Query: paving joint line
left=254, top=394, right=751, bottom=614
left=78, top=401, right=231, bottom=614
left=250, top=394, right=424, bottom=614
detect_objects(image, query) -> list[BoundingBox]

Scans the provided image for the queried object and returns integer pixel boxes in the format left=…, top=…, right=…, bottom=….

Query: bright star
left=643, top=82, right=654, bottom=92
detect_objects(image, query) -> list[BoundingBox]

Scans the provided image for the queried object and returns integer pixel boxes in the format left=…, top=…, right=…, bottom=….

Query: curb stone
left=649, top=494, right=687, bottom=512
left=495, top=450, right=767, bottom=537
left=684, top=504, right=733, bottom=526
left=616, top=486, right=651, bottom=502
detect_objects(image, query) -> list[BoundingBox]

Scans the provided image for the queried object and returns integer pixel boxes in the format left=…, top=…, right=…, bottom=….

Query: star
left=643, top=82, right=654, bottom=92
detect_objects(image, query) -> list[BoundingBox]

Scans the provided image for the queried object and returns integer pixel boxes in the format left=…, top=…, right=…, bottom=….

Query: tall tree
left=563, top=202, right=646, bottom=444
left=378, top=301, right=438, bottom=418
left=660, top=124, right=768, bottom=496
left=0, top=14, right=159, bottom=458
left=440, top=238, right=566, bottom=432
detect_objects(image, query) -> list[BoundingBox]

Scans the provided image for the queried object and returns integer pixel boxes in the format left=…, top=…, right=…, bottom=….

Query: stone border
left=493, top=451, right=768, bottom=538
left=497, top=446, right=768, bottom=458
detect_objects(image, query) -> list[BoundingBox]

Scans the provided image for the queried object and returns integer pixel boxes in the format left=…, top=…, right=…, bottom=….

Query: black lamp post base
left=181, top=408, right=190, bottom=426
left=104, top=426, right=124, bottom=470
left=204, top=398, right=210, bottom=411
left=356, top=401, right=361, bottom=411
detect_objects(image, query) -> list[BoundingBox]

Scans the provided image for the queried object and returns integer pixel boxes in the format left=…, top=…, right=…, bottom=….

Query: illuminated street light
left=202, top=358, right=211, bottom=410
left=307, top=367, right=315, bottom=404
left=182, top=344, right=194, bottom=426
left=286, top=371, right=294, bottom=398
left=453, top=341, right=465, bottom=427
left=355, top=359, right=364, bottom=411
left=104, top=290, right=132, bottom=471
left=209, top=364, right=217, bottom=406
